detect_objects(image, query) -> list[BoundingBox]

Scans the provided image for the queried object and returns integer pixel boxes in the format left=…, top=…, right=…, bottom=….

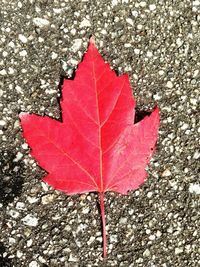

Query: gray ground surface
left=0, top=0, right=199, bottom=266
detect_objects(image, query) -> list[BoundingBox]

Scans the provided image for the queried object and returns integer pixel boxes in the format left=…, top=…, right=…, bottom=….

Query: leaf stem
left=100, top=192, right=107, bottom=257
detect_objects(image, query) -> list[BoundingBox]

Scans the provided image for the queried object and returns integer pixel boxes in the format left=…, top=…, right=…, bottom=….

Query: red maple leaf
left=20, top=38, right=160, bottom=257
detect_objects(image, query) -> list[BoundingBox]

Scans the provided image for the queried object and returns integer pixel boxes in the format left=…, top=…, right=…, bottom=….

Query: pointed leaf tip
left=19, top=112, right=29, bottom=120
left=90, top=35, right=95, bottom=45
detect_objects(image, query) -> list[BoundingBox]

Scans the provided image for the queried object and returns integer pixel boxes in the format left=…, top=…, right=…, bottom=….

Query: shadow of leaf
left=134, top=109, right=152, bottom=124
left=0, top=242, right=13, bottom=267
left=0, top=150, right=25, bottom=206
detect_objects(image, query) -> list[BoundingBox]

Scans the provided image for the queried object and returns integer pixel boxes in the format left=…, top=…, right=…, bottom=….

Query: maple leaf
left=19, top=38, right=160, bottom=257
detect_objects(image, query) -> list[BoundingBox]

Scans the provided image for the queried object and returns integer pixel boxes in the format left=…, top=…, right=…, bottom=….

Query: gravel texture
left=0, top=0, right=200, bottom=266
